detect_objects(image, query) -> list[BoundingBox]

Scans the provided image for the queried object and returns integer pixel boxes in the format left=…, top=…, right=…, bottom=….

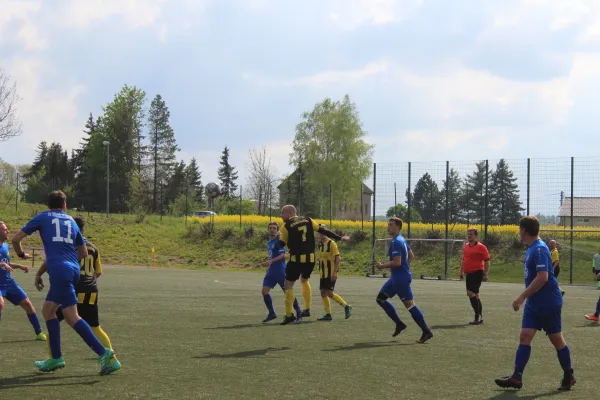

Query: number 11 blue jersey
left=21, top=210, right=85, bottom=271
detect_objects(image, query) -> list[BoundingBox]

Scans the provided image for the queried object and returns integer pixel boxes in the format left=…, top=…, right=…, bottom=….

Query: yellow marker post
left=152, top=247, right=156, bottom=270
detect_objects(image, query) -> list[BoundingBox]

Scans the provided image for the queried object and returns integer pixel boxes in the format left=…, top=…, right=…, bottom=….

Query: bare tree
left=246, top=147, right=279, bottom=215
left=0, top=69, right=22, bottom=141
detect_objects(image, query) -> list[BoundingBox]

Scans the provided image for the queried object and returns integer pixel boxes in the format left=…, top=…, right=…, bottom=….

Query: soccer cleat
left=495, top=375, right=523, bottom=390
left=295, top=314, right=303, bottom=324
left=417, top=331, right=433, bottom=344
left=280, top=315, right=296, bottom=325
left=98, top=348, right=115, bottom=376
left=584, top=314, right=600, bottom=322
left=317, top=314, right=332, bottom=321
left=262, top=314, right=277, bottom=323
left=469, top=317, right=483, bottom=325
left=35, top=357, right=65, bottom=372
left=36, top=332, right=48, bottom=341
left=108, top=359, right=122, bottom=373
left=392, top=322, right=407, bottom=337
left=558, top=370, right=576, bottom=391
left=301, top=309, right=311, bottom=317
left=344, top=305, right=352, bottom=319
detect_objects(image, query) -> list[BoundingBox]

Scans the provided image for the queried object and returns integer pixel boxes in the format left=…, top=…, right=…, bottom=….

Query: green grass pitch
left=1, top=267, right=599, bottom=399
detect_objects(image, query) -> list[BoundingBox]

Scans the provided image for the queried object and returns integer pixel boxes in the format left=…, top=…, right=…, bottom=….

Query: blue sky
left=2, top=0, right=600, bottom=208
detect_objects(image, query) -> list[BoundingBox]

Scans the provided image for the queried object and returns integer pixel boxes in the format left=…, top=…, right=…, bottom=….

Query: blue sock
left=379, top=300, right=402, bottom=324
left=408, top=306, right=430, bottom=333
left=293, top=298, right=302, bottom=315
left=73, top=319, right=106, bottom=356
left=513, top=344, right=532, bottom=377
left=27, top=313, right=43, bottom=335
left=46, top=318, right=62, bottom=359
left=557, top=345, right=572, bottom=371
left=595, top=297, right=600, bottom=317
left=263, top=294, right=275, bottom=315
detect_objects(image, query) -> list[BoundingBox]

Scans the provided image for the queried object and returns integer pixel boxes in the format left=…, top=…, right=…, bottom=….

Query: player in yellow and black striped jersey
left=277, top=205, right=350, bottom=325
left=35, top=216, right=121, bottom=373
left=316, top=228, right=352, bottom=321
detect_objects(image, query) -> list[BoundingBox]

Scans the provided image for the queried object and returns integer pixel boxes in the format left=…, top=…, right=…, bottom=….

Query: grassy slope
left=2, top=204, right=598, bottom=284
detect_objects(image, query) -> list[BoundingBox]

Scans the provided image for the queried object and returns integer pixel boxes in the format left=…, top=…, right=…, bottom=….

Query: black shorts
left=56, top=292, right=100, bottom=327
left=320, top=278, right=336, bottom=291
left=285, top=261, right=315, bottom=282
left=554, top=266, right=560, bottom=278
left=466, top=270, right=484, bottom=294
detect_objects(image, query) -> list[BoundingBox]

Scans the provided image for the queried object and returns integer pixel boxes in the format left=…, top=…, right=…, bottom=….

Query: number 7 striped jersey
left=20, top=210, right=85, bottom=270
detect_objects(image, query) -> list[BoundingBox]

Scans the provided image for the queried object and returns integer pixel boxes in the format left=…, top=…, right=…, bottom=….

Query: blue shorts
left=46, top=267, right=80, bottom=308
left=263, top=272, right=285, bottom=289
left=0, top=282, right=28, bottom=306
left=381, top=278, right=413, bottom=301
left=522, top=305, right=562, bottom=335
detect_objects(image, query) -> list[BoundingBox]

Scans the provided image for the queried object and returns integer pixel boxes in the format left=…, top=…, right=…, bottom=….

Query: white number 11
left=52, top=218, right=73, bottom=244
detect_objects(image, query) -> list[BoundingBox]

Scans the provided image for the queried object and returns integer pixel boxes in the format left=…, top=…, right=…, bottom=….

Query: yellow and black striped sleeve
left=330, top=240, right=340, bottom=258
left=278, top=225, right=289, bottom=249
left=95, top=249, right=102, bottom=275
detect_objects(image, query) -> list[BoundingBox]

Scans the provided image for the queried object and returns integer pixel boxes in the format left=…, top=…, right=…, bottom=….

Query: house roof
left=277, top=169, right=373, bottom=194
left=558, top=197, right=600, bottom=217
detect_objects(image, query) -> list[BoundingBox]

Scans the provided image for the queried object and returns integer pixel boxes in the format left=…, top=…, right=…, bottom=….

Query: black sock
left=469, top=297, right=479, bottom=317
left=477, top=298, right=483, bottom=318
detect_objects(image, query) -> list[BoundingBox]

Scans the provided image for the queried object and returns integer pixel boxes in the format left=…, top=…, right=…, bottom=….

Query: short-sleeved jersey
left=279, top=216, right=320, bottom=263
left=318, top=238, right=339, bottom=279
left=0, top=242, right=14, bottom=285
left=76, top=240, right=102, bottom=293
left=21, top=210, right=85, bottom=271
left=551, top=248, right=559, bottom=266
left=267, top=238, right=286, bottom=274
left=593, top=253, right=600, bottom=270
left=462, top=242, right=490, bottom=274
left=524, top=239, right=562, bottom=310
left=389, top=234, right=412, bottom=282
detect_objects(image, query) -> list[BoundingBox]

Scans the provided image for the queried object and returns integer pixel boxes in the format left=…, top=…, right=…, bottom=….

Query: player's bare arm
left=11, top=230, right=31, bottom=259
left=513, top=270, right=549, bottom=311
left=408, top=250, right=415, bottom=263
left=376, top=255, right=402, bottom=270
left=0, top=261, right=14, bottom=273
left=332, top=255, right=340, bottom=280
left=35, top=262, right=48, bottom=291
left=483, top=260, right=490, bottom=282
left=9, top=262, right=29, bottom=273
left=76, top=244, right=88, bottom=261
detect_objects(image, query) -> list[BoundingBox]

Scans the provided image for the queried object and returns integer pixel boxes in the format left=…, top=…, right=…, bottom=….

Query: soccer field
left=1, top=267, right=599, bottom=400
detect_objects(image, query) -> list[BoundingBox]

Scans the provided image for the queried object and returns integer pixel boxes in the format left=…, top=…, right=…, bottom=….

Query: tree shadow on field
left=323, top=341, right=417, bottom=352
left=0, top=373, right=101, bottom=390
left=488, top=390, right=564, bottom=399
left=205, top=321, right=315, bottom=330
left=429, top=323, right=470, bottom=330
left=193, top=346, right=292, bottom=359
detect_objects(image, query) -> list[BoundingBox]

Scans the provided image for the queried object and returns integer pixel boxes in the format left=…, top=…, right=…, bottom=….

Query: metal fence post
left=526, top=158, right=531, bottom=215
left=407, top=162, right=412, bottom=239
left=371, top=163, right=377, bottom=275
left=445, top=161, right=449, bottom=279
left=484, top=160, right=489, bottom=244
left=570, top=157, right=574, bottom=284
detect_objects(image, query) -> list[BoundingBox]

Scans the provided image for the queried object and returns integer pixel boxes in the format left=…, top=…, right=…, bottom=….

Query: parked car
left=192, top=210, right=217, bottom=218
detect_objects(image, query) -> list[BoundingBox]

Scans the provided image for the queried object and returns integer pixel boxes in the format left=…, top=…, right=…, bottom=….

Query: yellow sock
left=301, top=280, right=312, bottom=310
left=92, top=326, right=117, bottom=363
left=322, top=297, right=332, bottom=314
left=285, top=289, right=295, bottom=316
left=332, top=293, right=347, bottom=307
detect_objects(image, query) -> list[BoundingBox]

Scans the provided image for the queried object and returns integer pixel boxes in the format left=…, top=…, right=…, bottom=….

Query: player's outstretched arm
left=0, top=262, right=14, bottom=273
left=312, top=220, right=348, bottom=242
left=11, top=230, right=31, bottom=259
left=9, top=263, right=29, bottom=273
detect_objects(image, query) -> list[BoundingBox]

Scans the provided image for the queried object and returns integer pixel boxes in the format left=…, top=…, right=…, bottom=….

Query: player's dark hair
left=389, top=217, right=403, bottom=229
left=467, top=227, right=478, bottom=236
left=519, top=216, right=540, bottom=237
left=47, top=190, right=67, bottom=209
left=268, top=221, right=279, bottom=229
left=74, top=215, right=84, bottom=231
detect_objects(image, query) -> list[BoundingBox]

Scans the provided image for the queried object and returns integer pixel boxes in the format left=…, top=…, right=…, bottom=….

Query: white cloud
left=328, top=0, right=422, bottom=31
left=158, top=24, right=168, bottom=43
left=59, top=0, right=168, bottom=29
left=0, top=0, right=46, bottom=50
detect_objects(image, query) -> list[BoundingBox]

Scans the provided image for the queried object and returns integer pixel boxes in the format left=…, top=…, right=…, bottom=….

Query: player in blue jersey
left=0, top=221, right=47, bottom=341
left=261, top=221, right=302, bottom=323
left=11, top=191, right=114, bottom=375
left=375, top=217, right=433, bottom=343
left=495, top=216, right=575, bottom=391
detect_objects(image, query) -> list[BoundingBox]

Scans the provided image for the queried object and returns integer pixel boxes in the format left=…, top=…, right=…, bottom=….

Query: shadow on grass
left=429, top=323, right=471, bottom=330
left=0, top=339, right=37, bottom=345
left=193, top=346, right=292, bottom=359
left=575, top=322, right=600, bottom=328
left=204, top=321, right=315, bottom=330
left=0, top=374, right=101, bottom=390
left=323, top=341, right=417, bottom=352
left=488, top=390, right=565, bottom=399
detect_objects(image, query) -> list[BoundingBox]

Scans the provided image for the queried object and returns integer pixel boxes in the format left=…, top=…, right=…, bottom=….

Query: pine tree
left=461, top=161, right=492, bottom=224
left=148, top=94, right=178, bottom=212
left=489, top=159, right=523, bottom=225
left=184, top=157, right=203, bottom=203
left=164, top=161, right=186, bottom=207
left=217, top=146, right=238, bottom=199
left=407, top=172, right=442, bottom=224
left=443, top=168, right=462, bottom=223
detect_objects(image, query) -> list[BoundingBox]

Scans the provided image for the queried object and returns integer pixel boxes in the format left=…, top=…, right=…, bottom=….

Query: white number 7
left=52, top=218, right=73, bottom=244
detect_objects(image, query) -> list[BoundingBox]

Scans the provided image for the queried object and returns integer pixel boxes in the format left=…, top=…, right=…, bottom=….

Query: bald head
left=549, top=240, right=556, bottom=250
left=281, top=205, right=297, bottom=222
